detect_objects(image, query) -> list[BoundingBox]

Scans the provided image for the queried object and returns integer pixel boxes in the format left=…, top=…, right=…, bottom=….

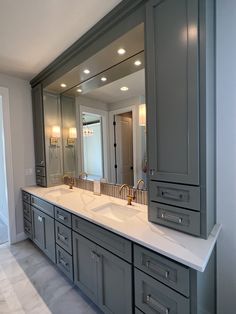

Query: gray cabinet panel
left=23, top=202, right=32, bottom=222
left=134, top=244, right=190, bottom=297
left=24, top=219, right=32, bottom=239
left=97, top=246, right=132, bottom=314
left=150, top=182, right=200, bottom=211
left=55, top=221, right=72, bottom=254
left=32, top=207, right=55, bottom=263
left=22, top=191, right=31, bottom=204
left=135, top=269, right=190, bottom=314
left=36, top=166, right=46, bottom=177
left=31, top=196, right=54, bottom=217
left=73, top=232, right=98, bottom=303
left=32, top=84, right=46, bottom=168
left=149, top=202, right=200, bottom=236
left=146, top=0, right=199, bottom=185
left=72, top=216, right=132, bottom=262
left=36, top=176, right=47, bottom=187
left=56, top=245, right=73, bottom=281
left=135, top=308, right=144, bottom=314
left=55, top=207, right=72, bottom=227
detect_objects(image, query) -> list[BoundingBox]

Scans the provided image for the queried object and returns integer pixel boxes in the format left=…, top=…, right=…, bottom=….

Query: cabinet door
left=32, top=207, right=55, bottom=263
left=32, top=84, right=46, bottom=168
left=146, top=0, right=199, bottom=185
left=97, top=246, right=132, bottom=314
left=73, top=232, right=98, bottom=304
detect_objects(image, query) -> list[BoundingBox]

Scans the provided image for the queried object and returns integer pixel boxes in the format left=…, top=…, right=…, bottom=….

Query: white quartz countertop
left=22, top=185, right=221, bottom=272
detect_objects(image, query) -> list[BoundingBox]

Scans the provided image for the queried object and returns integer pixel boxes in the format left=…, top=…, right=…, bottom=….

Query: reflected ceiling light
left=139, top=104, right=146, bottom=126
left=134, top=60, right=142, bottom=66
left=101, top=77, right=107, bottom=82
left=120, top=86, right=129, bottom=91
left=117, top=48, right=126, bottom=55
left=60, top=83, right=67, bottom=88
left=77, top=88, right=82, bottom=93
left=83, top=69, right=90, bottom=74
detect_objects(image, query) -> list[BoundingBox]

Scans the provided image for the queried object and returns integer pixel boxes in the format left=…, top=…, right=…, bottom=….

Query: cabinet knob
left=149, top=169, right=155, bottom=176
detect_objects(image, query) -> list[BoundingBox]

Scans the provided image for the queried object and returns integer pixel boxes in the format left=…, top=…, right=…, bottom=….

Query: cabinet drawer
left=55, top=221, right=72, bottom=254
left=23, top=202, right=31, bottom=222
left=149, top=202, right=200, bottom=236
left=55, top=207, right=71, bottom=228
left=22, top=191, right=31, bottom=204
left=31, top=196, right=54, bottom=218
left=150, top=181, right=200, bottom=211
left=24, top=219, right=32, bottom=239
left=135, top=269, right=189, bottom=314
left=134, top=244, right=189, bottom=297
left=56, top=245, right=73, bottom=281
left=35, top=166, right=46, bottom=177
left=36, top=176, right=46, bottom=187
left=72, top=216, right=132, bottom=262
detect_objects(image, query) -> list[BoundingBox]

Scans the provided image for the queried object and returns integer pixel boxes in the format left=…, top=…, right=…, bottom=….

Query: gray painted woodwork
left=55, top=221, right=72, bottom=254
left=134, top=244, right=190, bottom=297
left=32, top=84, right=46, bottom=176
left=97, top=245, right=132, bottom=314
left=135, top=308, right=144, bottom=314
left=135, top=268, right=190, bottom=314
left=23, top=202, right=32, bottom=222
left=72, top=215, right=132, bottom=262
left=73, top=232, right=98, bottom=303
left=22, top=191, right=31, bottom=204
left=56, top=244, right=73, bottom=281
left=23, top=219, right=32, bottom=239
left=149, top=202, right=201, bottom=236
left=31, top=206, right=56, bottom=263
left=146, top=0, right=199, bottom=185
left=31, top=195, right=54, bottom=218
left=55, top=206, right=72, bottom=227
left=35, top=166, right=46, bottom=177
left=149, top=181, right=200, bottom=211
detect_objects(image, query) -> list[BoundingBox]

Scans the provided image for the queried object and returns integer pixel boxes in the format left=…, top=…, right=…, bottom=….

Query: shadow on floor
left=0, top=218, right=8, bottom=245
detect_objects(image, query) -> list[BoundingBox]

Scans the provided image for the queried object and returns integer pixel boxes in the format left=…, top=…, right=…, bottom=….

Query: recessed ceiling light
left=134, top=60, right=142, bottom=66
left=77, top=88, right=82, bottom=93
left=60, top=83, right=67, bottom=88
left=101, top=77, right=107, bottom=82
left=83, top=69, right=90, bottom=74
left=117, top=48, right=126, bottom=55
left=120, top=86, right=129, bottom=91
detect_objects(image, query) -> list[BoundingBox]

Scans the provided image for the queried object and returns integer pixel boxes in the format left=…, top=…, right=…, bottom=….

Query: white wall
left=216, top=1, right=236, bottom=313
left=0, top=96, right=8, bottom=225
left=0, top=73, right=35, bottom=241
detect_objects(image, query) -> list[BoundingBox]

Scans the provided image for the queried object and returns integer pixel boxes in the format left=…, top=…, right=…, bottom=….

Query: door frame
left=108, top=105, right=138, bottom=184
left=0, top=87, right=16, bottom=244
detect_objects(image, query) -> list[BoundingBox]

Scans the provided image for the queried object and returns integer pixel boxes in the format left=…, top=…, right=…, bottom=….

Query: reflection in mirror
left=45, top=23, right=147, bottom=188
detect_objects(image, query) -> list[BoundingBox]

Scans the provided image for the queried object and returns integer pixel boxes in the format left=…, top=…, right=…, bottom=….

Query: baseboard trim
left=15, top=232, right=27, bottom=243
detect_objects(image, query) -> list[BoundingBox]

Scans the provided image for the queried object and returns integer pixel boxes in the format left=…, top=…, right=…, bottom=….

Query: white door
left=114, top=114, right=133, bottom=186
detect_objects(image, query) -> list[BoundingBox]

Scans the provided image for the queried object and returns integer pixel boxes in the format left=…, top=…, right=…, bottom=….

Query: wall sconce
left=50, top=125, right=61, bottom=145
left=139, top=104, right=146, bottom=126
left=67, top=127, right=77, bottom=146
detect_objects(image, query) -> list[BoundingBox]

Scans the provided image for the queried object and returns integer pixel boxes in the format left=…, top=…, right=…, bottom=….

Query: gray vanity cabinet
left=146, top=0, right=215, bottom=238
left=31, top=207, right=55, bottom=263
left=32, top=83, right=46, bottom=186
left=73, top=231, right=132, bottom=314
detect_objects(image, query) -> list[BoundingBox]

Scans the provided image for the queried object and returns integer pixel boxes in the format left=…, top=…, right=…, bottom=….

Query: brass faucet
left=63, top=175, right=75, bottom=189
left=136, top=179, right=145, bottom=190
left=119, top=184, right=135, bottom=206
left=79, top=171, right=88, bottom=180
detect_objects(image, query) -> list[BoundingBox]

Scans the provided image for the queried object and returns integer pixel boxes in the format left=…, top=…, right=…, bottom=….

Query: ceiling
left=0, top=0, right=122, bottom=80
left=84, top=69, right=145, bottom=104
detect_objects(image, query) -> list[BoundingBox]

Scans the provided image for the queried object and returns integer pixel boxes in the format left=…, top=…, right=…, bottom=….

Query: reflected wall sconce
left=50, top=125, right=61, bottom=146
left=67, top=127, right=77, bottom=146
left=139, top=104, right=146, bottom=126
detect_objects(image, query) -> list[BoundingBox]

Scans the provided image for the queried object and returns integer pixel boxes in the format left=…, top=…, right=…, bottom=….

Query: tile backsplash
left=64, top=177, right=148, bottom=205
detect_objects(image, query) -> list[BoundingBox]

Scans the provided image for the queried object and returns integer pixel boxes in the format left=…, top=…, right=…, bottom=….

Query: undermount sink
left=45, top=188, right=73, bottom=197
left=92, top=202, right=140, bottom=222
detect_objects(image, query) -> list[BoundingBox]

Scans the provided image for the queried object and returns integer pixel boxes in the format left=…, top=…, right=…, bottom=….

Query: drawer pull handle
left=161, top=190, right=183, bottom=201
left=146, top=294, right=169, bottom=314
left=149, top=169, right=155, bottom=176
left=38, top=216, right=43, bottom=222
left=58, top=233, right=67, bottom=241
left=161, top=213, right=183, bottom=224
left=59, top=259, right=68, bottom=267
left=58, top=214, right=66, bottom=221
left=145, top=260, right=169, bottom=279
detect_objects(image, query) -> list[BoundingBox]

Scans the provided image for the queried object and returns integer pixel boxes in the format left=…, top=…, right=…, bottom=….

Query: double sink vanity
left=22, top=185, right=220, bottom=314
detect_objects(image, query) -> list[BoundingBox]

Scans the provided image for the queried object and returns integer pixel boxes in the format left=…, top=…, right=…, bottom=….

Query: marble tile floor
left=0, top=219, right=8, bottom=245
left=0, top=240, right=102, bottom=314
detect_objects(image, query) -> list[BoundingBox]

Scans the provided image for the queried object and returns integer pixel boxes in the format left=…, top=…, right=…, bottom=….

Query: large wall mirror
left=44, top=23, right=146, bottom=188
